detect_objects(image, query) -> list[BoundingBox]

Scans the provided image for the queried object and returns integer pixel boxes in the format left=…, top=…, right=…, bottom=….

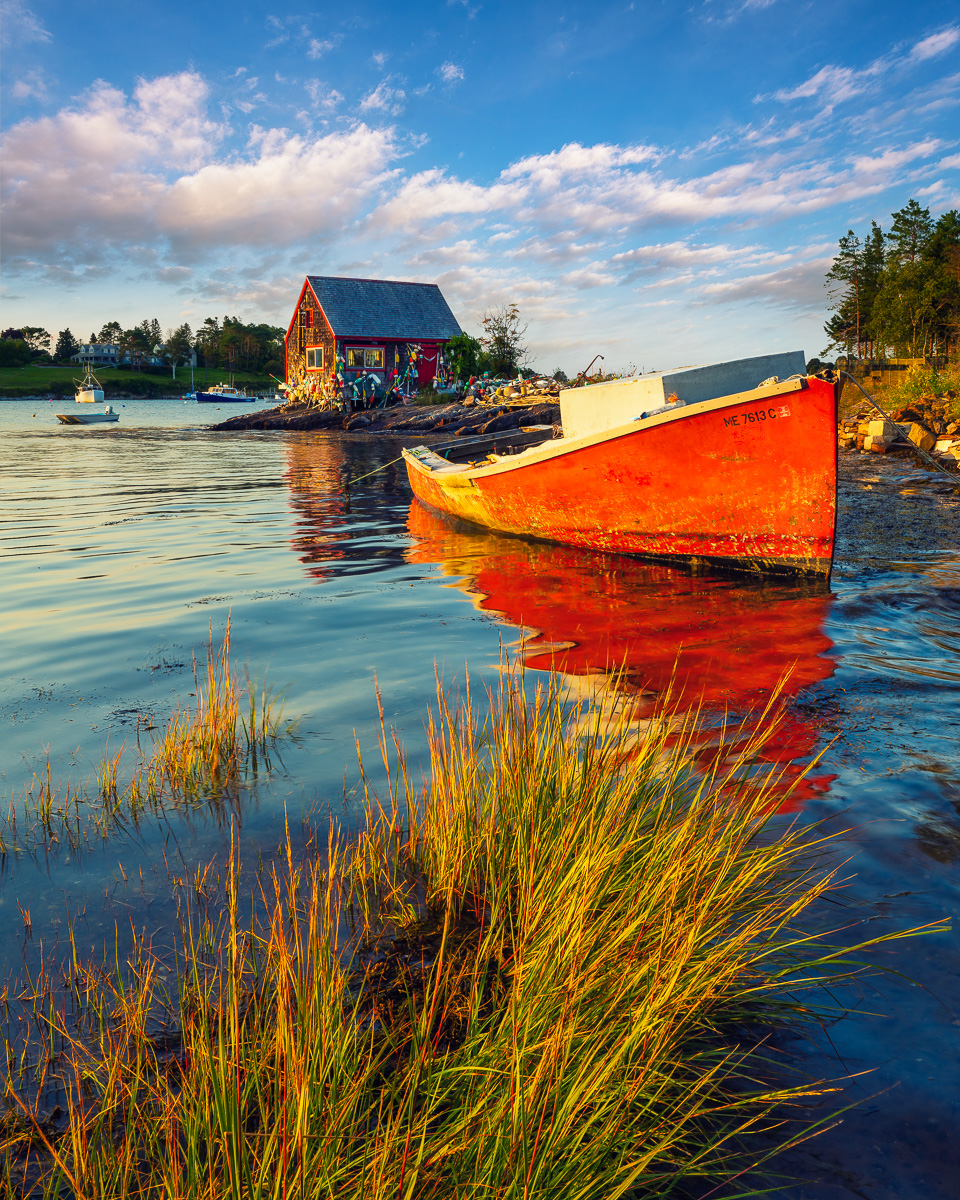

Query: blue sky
left=2, top=0, right=959, bottom=372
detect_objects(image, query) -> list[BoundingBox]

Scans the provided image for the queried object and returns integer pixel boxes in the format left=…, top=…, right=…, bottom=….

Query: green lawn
left=0, top=365, right=279, bottom=397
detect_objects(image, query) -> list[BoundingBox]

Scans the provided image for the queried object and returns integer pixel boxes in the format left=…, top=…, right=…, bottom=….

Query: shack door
left=418, top=343, right=440, bottom=388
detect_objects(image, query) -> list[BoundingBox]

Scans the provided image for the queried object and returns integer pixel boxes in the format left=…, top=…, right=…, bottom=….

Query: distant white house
left=70, top=342, right=189, bottom=369
left=72, top=342, right=120, bottom=367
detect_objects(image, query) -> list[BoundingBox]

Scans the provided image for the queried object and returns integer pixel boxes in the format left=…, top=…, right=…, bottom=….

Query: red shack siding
left=285, top=283, right=336, bottom=384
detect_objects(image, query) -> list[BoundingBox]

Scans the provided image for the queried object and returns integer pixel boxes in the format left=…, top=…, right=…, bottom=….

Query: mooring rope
left=838, top=370, right=957, bottom=479
left=343, top=455, right=406, bottom=488
left=342, top=425, right=539, bottom=490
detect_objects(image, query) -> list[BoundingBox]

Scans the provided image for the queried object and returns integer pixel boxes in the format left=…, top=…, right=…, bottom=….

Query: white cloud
left=700, top=255, right=835, bottom=309
left=0, top=0, right=50, bottom=46
left=305, top=80, right=344, bottom=112
left=438, top=62, right=464, bottom=83
left=1, top=74, right=400, bottom=265
left=611, top=240, right=753, bottom=272
left=847, top=139, right=941, bottom=176
left=162, top=125, right=401, bottom=252
left=368, top=136, right=943, bottom=248
left=767, top=28, right=960, bottom=107
left=359, top=79, right=407, bottom=116
left=910, top=28, right=960, bottom=62
left=369, top=168, right=523, bottom=230
left=772, top=64, right=866, bottom=104
left=10, top=68, right=48, bottom=102
left=308, top=37, right=338, bottom=59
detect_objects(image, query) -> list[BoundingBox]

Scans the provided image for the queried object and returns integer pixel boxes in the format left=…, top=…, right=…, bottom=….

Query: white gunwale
left=403, top=377, right=807, bottom=482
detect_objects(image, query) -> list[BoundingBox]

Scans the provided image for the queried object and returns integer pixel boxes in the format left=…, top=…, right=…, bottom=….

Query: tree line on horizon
left=0, top=316, right=285, bottom=376
left=823, top=199, right=960, bottom=363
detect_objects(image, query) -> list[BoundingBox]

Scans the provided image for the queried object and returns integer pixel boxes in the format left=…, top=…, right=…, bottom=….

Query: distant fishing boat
left=402, top=352, right=839, bottom=578
left=192, top=383, right=256, bottom=403
left=74, top=365, right=106, bottom=403
left=57, top=366, right=120, bottom=424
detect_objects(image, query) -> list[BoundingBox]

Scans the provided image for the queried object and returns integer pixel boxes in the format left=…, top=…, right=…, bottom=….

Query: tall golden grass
left=2, top=672, right=942, bottom=1198
left=0, top=619, right=290, bottom=859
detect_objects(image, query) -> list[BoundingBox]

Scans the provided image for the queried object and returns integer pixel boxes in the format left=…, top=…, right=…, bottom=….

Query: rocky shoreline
left=839, top=391, right=959, bottom=469
left=211, top=399, right=561, bottom=438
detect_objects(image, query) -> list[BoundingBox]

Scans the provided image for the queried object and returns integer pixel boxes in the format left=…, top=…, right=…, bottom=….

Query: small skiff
left=57, top=405, right=119, bottom=425
left=402, top=351, right=838, bottom=578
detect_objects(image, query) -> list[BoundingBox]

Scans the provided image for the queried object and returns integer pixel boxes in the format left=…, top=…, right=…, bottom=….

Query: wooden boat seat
left=405, top=446, right=467, bottom=474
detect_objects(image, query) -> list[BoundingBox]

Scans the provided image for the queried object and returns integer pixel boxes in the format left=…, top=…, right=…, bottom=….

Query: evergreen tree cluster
left=1, top=316, right=285, bottom=376
left=192, top=316, right=285, bottom=376
left=824, top=199, right=960, bottom=362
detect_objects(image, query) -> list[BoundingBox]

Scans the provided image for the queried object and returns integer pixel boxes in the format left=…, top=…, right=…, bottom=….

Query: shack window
left=347, top=347, right=384, bottom=370
left=304, top=310, right=313, bottom=328
left=305, top=346, right=324, bottom=370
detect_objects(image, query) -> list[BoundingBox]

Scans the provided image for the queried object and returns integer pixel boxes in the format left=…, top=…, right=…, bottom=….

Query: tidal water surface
left=1, top=398, right=958, bottom=1197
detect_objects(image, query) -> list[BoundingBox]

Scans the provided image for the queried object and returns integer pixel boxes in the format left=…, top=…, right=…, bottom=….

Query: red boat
left=402, top=352, right=838, bottom=578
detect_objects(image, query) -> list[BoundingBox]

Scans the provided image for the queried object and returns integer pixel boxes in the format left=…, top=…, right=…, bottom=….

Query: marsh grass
left=0, top=620, right=291, bottom=860
left=1, top=673, right=944, bottom=1199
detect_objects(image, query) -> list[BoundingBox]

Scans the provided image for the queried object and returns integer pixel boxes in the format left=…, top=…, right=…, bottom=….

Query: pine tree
left=823, top=231, right=867, bottom=360
left=54, top=328, right=80, bottom=362
left=97, top=321, right=123, bottom=346
left=922, top=210, right=960, bottom=358
left=887, top=200, right=933, bottom=264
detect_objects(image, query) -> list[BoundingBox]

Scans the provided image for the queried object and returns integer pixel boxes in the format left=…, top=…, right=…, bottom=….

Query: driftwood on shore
left=210, top=399, right=562, bottom=437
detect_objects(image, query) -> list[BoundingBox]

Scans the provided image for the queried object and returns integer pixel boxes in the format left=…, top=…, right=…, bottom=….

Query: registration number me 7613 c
left=723, top=404, right=792, bottom=428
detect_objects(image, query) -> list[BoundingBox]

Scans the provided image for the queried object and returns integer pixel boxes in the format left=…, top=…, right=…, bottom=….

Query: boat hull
left=194, top=391, right=256, bottom=403
left=403, top=376, right=838, bottom=577
left=56, top=411, right=119, bottom=425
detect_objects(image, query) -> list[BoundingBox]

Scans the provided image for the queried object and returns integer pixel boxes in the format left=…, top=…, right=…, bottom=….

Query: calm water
left=1, top=398, right=958, bottom=1197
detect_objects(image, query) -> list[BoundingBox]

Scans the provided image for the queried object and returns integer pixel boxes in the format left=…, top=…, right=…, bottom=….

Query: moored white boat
left=57, top=405, right=119, bottom=425
left=75, top=365, right=105, bottom=403
left=192, top=383, right=256, bottom=403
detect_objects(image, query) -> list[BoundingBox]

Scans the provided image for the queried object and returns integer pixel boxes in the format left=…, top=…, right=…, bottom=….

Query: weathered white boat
left=75, top=366, right=106, bottom=403
left=56, top=405, right=119, bottom=425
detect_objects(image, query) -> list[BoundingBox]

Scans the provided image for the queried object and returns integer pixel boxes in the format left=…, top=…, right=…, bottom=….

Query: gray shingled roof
left=306, top=276, right=462, bottom=340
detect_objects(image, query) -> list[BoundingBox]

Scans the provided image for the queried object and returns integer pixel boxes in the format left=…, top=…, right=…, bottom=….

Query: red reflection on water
left=283, top=440, right=350, bottom=582
left=406, top=500, right=837, bottom=809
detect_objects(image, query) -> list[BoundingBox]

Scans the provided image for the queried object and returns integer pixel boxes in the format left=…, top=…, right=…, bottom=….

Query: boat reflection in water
left=283, top=438, right=411, bottom=583
left=406, top=500, right=838, bottom=811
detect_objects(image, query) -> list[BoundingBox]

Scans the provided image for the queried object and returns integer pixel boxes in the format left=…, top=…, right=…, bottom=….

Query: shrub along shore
left=3, top=653, right=938, bottom=1199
